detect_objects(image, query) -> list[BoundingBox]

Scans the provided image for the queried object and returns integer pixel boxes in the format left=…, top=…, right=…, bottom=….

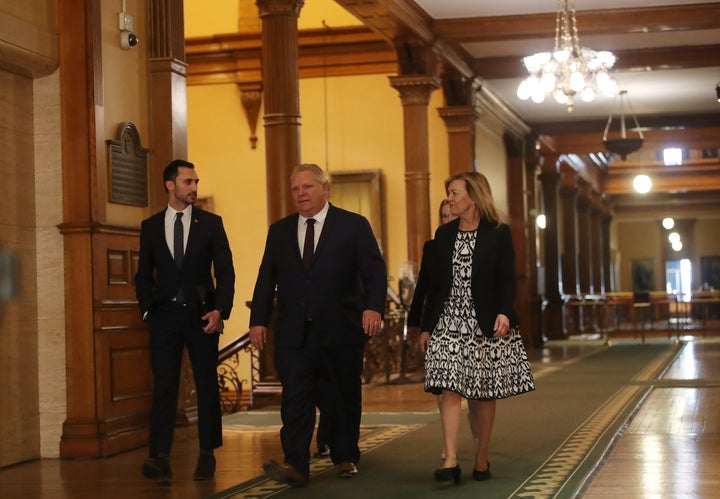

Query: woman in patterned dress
left=418, top=171, right=535, bottom=484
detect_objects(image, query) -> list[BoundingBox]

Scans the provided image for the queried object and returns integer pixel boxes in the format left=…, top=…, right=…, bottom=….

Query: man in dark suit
left=249, top=163, right=387, bottom=486
left=135, top=159, right=235, bottom=485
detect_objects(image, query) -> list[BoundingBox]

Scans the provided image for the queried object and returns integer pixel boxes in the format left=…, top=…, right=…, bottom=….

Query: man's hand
left=362, top=310, right=383, bottom=336
left=201, top=309, right=223, bottom=334
left=249, top=325, right=267, bottom=351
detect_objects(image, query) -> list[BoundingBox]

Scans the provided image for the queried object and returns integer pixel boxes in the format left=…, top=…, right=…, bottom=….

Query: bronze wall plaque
left=107, top=122, right=149, bottom=206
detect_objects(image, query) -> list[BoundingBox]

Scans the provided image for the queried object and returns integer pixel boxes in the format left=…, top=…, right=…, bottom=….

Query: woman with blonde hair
left=418, top=171, right=534, bottom=484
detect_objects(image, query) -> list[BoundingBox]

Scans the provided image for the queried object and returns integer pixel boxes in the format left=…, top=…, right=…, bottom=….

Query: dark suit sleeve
left=496, top=224, right=517, bottom=323
left=356, top=216, right=387, bottom=314
left=249, top=227, right=278, bottom=327
left=211, top=216, right=235, bottom=319
left=407, top=239, right=433, bottom=328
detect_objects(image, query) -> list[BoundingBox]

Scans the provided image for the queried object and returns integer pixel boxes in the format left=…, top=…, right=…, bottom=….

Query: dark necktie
left=303, top=218, right=316, bottom=269
left=174, top=212, right=184, bottom=268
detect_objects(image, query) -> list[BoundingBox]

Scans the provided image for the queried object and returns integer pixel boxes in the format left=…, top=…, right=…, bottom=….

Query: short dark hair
left=163, top=159, right=194, bottom=191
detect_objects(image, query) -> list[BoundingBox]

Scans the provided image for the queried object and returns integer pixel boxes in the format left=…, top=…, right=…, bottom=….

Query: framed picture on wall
left=700, top=256, right=720, bottom=290
left=631, top=258, right=655, bottom=292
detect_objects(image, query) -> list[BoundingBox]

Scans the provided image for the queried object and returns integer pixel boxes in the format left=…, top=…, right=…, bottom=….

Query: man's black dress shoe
left=434, top=464, right=461, bottom=485
left=193, top=453, right=216, bottom=480
left=472, top=461, right=491, bottom=481
left=263, top=459, right=308, bottom=487
left=142, top=457, right=172, bottom=486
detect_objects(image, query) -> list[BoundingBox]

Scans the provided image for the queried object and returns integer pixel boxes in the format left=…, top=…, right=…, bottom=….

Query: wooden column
left=257, top=0, right=304, bottom=223
left=58, top=0, right=103, bottom=458
left=602, top=200, right=614, bottom=292
left=590, top=193, right=604, bottom=294
left=438, top=106, right=477, bottom=176
left=148, top=0, right=188, bottom=210
left=505, top=134, right=542, bottom=348
left=576, top=180, right=592, bottom=295
left=389, top=75, right=440, bottom=265
left=539, top=160, right=564, bottom=340
left=560, top=167, right=579, bottom=296
left=525, top=145, right=544, bottom=348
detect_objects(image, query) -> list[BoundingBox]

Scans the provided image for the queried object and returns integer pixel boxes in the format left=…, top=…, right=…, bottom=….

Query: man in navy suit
left=135, top=159, right=235, bottom=485
left=249, top=163, right=387, bottom=486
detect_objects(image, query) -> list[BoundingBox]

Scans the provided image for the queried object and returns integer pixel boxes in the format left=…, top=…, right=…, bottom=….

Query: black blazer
left=406, top=239, right=434, bottom=328
left=135, top=206, right=235, bottom=328
left=420, top=217, right=519, bottom=338
left=249, top=203, right=387, bottom=348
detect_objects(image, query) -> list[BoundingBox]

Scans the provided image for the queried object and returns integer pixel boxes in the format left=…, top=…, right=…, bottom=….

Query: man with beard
left=135, top=159, right=235, bottom=485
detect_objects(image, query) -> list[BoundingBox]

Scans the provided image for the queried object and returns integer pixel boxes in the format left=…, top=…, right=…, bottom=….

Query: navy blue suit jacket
left=135, top=206, right=235, bottom=329
left=249, top=203, right=387, bottom=348
left=420, top=217, right=519, bottom=337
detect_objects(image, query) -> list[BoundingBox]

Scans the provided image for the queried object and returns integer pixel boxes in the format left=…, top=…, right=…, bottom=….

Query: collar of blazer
left=434, top=217, right=498, bottom=273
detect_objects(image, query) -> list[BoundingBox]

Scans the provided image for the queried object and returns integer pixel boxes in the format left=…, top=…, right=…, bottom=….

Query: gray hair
left=291, top=163, right=328, bottom=184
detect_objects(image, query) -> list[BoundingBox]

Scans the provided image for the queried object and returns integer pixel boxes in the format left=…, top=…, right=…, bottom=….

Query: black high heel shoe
left=434, top=465, right=461, bottom=485
left=472, top=461, right=491, bottom=481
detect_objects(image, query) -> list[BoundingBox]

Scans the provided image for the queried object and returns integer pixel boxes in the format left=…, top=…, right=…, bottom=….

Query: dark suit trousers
left=274, top=322, right=365, bottom=478
left=146, top=302, right=222, bottom=457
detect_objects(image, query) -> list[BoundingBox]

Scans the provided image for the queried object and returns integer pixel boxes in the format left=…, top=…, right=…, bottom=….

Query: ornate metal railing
left=217, top=332, right=251, bottom=414
left=361, top=286, right=423, bottom=384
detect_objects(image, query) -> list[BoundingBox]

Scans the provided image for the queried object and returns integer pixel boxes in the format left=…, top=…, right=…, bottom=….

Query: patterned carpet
left=206, top=342, right=679, bottom=499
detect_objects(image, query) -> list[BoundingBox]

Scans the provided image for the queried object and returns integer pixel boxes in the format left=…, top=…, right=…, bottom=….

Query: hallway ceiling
left=412, top=0, right=720, bottom=129
left=407, top=0, right=720, bottom=217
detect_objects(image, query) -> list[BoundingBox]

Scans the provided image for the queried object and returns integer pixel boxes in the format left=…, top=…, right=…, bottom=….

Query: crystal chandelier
left=516, top=0, right=617, bottom=112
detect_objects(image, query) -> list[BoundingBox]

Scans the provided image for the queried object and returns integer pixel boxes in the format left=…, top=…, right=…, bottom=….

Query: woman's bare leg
left=468, top=399, right=495, bottom=471
left=439, top=390, right=462, bottom=468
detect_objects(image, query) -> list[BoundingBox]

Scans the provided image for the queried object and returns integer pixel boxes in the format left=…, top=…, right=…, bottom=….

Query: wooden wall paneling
left=91, top=227, right=151, bottom=456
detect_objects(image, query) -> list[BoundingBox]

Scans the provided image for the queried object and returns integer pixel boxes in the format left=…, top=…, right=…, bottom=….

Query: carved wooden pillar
left=148, top=0, right=188, bottom=210
left=438, top=106, right=477, bottom=176
left=538, top=158, right=564, bottom=340
left=602, top=200, right=613, bottom=292
left=576, top=180, right=592, bottom=295
left=525, top=144, right=544, bottom=348
left=505, top=134, right=542, bottom=348
left=560, top=167, right=579, bottom=296
left=58, top=0, right=103, bottom=458
left=389, top=75, right=440, bottom=265
left=257, top=0, right=304, bottom=222
left=590, top=192, right=604, bottom=294
left=559, top=167, right=579, bottom=335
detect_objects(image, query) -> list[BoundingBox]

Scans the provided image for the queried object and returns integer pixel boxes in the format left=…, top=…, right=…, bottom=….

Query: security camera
left=120, top=30, right=139, bottom=50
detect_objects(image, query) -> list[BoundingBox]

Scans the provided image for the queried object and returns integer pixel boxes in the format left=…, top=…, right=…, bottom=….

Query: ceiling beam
left=434, top=4, right=720, bottom=42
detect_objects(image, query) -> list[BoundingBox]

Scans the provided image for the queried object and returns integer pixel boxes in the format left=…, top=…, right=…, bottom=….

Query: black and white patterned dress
left=424, top=229, right=535, bottom=400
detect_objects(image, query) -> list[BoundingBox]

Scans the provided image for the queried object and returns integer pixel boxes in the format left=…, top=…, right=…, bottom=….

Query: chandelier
left=516, top=0, right=617, bottom=112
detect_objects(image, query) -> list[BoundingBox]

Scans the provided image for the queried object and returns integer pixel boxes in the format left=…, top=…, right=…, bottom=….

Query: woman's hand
left=492, top=313, right=510, bottom=337
left=419, top=331, right=431, bottom=353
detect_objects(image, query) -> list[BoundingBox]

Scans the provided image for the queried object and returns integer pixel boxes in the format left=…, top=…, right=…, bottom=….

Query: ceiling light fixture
left=603, top=90, right=644, bottom=160
left=516, top=0, right=617, bottom=112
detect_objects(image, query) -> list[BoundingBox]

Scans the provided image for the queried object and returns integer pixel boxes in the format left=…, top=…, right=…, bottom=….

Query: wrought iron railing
left=217, top=332, right=251, bottom=414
